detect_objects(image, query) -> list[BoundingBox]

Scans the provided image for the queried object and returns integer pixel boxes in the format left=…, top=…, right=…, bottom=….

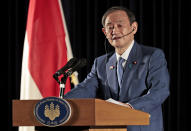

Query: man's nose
left=112, top=26, right=120, bottom=34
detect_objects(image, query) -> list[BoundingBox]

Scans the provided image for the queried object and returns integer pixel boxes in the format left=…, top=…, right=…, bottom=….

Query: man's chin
left=111, top=42, right=123, bottom=48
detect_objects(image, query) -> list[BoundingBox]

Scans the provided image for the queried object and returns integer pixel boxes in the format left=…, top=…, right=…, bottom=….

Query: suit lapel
left=106, top=53, right=119, bottom=100
left=119, top=42, right=140, bottom=101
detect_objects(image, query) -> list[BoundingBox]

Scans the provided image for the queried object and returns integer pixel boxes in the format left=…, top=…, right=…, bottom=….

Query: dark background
left=8, top=0, right=191, bottom=131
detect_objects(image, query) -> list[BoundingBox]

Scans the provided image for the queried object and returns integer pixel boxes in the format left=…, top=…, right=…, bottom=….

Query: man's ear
left=131, top=22, right=138, bottom=34
left=102, top=27, right=106, bottom=36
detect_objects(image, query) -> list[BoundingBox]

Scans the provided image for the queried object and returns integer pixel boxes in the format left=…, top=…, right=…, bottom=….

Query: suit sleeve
left=128, top=49, right=170, bottom=113
left=64, top=59, right=99, bottom=98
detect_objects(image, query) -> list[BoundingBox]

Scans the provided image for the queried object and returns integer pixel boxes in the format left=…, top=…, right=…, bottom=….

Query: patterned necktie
left=117, top=57, right=125, bottom=88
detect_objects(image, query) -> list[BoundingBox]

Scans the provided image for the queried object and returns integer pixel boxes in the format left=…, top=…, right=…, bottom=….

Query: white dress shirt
left=116, top=40, right=134, bottom=67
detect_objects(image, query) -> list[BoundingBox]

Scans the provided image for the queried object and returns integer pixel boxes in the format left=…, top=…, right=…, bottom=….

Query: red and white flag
left=20, top=0, right=77, bottom=130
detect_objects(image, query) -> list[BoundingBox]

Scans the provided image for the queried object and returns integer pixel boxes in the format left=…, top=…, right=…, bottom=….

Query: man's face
left=102, top=10, right=137, bottom=49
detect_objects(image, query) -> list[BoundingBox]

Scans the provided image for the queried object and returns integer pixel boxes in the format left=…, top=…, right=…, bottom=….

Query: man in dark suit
left=64, top=6, right=170, bottom=131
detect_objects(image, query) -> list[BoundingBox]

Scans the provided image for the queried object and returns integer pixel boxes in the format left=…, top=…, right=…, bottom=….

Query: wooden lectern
left=12, top=99, right=150, bottom=131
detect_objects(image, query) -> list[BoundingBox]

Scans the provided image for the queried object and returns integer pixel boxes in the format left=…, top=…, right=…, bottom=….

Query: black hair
left=102, top=6, right=136, bottom=27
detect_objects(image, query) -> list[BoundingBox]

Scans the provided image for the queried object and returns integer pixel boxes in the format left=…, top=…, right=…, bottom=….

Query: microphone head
left=72, top=58, right=87, bottom=71
left=54, top=57, right=78, bottom=76
left=65, top=58, right=88, bottom=77
left=65, top=57, right=78, bottom=67
left=79, top=58, right=88, bottom=68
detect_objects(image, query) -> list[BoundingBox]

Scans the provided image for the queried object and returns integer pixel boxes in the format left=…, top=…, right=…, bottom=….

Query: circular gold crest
left=34, top=97, right=71, bottom=127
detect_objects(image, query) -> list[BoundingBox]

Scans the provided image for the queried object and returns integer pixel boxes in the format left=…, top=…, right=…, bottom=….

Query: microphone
left=107, top=28, right=135, bottom=40
left=60, top=58, right=87, bottom=85
left=53, top=58, right=78, bottom=77
left=119, top=28, right=135, bottom=39
left=65, top=58, right=87, bottom=77
left=55, top=58, right=87, bottom=98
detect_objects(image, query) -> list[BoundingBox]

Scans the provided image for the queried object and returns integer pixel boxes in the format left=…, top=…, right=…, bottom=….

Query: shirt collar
left=116, top=40, right=134, bottom=61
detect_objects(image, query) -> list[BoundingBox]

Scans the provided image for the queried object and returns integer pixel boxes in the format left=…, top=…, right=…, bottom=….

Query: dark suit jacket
left=64, top=41, right=170, bottom=131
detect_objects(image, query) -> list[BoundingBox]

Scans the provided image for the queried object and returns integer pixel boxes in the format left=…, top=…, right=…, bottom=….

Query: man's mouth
left=112, top=36, right=121, bottom=40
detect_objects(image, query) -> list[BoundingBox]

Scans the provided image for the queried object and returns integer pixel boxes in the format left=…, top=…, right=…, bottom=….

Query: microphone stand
left=59, top=73, right=69, bottom=98
left=59, top=80, right=65, bottom=99
left=59, top=69, right=75, bottom=98
left=53, top=73, right=68, bottom=98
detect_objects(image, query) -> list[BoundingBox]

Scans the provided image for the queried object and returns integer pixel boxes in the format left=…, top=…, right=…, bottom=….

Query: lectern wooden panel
left=12, top=99, right=150, bottom=130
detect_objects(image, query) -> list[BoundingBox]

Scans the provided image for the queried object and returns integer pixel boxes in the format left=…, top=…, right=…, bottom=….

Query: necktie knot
left=118, top=57, right=125, bottom=68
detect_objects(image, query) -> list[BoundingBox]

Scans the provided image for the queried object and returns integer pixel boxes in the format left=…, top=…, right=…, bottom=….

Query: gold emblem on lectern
left=44, top=102, right=60, bottom=121
left=34, top=97, right=71, bottom=127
